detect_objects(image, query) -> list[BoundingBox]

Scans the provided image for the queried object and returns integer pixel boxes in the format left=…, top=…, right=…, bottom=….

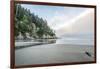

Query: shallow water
left=56, top=38, right=94, bottom=45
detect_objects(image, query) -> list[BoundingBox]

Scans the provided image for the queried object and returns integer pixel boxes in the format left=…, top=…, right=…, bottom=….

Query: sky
left=56, top=9, right=94, bottom=36
left=20, top=4, right=94, bottom=37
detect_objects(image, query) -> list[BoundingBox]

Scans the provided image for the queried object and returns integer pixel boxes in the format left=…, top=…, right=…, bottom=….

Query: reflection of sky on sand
left=15, top=44, right=94, bottom=66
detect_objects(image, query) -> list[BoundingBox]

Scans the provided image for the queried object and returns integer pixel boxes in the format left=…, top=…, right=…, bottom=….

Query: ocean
left=56, top=35, right=94, bottom=45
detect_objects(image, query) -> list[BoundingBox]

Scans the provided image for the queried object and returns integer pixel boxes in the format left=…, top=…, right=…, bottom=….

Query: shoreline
left=15, top=41, right=94, bottom=49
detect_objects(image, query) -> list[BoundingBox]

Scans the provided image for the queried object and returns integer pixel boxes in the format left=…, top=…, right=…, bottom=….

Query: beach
left=15, top=44, right=94, bottom=66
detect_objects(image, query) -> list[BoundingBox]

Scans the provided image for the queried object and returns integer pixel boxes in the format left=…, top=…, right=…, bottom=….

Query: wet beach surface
left=15, top=44, right=94, bottom=66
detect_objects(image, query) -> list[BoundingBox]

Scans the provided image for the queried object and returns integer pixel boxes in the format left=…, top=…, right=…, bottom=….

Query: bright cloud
left=48, top=7, right=89, bottom=30
left=56, top=8, right=94, bottom=37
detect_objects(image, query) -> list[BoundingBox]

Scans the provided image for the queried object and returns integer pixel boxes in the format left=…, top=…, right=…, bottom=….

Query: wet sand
left=15, top=44, right=94, bottom=66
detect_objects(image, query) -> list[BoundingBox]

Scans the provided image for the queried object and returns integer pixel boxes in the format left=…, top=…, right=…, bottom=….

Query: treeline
left=15, top=4, right=56, bottom=39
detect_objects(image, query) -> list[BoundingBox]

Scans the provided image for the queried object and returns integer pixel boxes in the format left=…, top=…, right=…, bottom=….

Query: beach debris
left=85, top=51, right=92, bottom=57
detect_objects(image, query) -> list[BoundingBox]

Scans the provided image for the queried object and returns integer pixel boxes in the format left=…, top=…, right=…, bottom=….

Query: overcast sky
left=20, top=4, right=94, bottom=37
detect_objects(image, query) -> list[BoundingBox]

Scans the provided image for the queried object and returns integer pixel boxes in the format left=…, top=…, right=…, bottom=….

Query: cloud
left=48, top=7, right=88, bottom=30
left=48, top=11, right=70, bottom=30
left=56, top=8, right=94, bottom=37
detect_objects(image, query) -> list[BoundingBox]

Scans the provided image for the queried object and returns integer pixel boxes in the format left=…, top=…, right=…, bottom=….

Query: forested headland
left=14, top=4, right=56, bottom=40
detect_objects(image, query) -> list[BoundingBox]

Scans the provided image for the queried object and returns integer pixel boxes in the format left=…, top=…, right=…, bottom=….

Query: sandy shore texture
left=15, top=44, right=94, bottom=66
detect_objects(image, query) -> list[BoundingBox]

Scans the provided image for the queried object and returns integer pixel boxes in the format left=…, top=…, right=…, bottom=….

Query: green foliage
left=14, top=4, right=56, bottom=39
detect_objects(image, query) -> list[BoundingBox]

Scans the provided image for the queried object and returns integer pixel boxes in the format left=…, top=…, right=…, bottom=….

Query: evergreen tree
left=14, top=4, right=56, bottom=39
